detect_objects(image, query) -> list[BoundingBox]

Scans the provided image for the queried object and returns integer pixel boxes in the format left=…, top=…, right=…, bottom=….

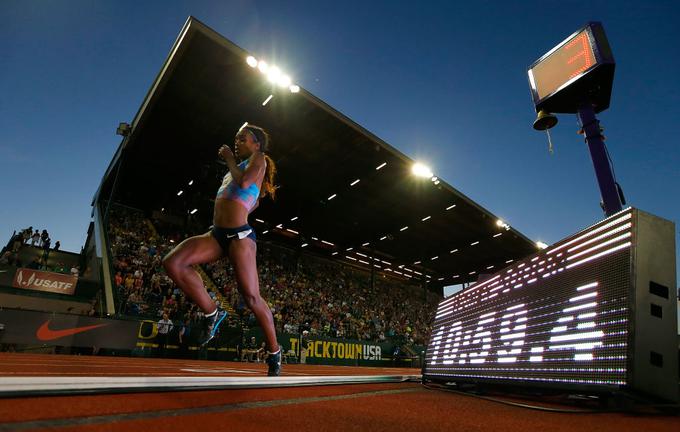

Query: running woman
left=163, top=124, right=281, bottom=376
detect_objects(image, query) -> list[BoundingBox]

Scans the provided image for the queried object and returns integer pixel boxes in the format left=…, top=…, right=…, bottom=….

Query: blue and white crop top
left=216, top=159, right=260, bottom=211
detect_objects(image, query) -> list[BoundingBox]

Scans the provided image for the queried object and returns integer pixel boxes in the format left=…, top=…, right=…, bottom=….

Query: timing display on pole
left=528, top=22, right=615, bottom=114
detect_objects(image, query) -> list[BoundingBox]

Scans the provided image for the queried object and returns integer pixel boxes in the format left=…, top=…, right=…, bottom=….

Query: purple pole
left=576, top=103, right=623, bottom=217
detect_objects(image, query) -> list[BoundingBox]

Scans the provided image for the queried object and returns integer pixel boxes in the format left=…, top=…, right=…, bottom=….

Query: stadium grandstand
left=0, top=16, right=537, bottom=361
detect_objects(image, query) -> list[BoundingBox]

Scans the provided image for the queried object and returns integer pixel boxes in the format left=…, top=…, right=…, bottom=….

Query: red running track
left=0, top=353, right=678, bottom=432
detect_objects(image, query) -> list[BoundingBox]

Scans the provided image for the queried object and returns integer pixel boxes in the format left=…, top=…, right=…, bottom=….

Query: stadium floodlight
left=450, top=249, right=458, bottom=253
left=262, top=95, right=273, bottom=106
left=400, top=226, right=409, bottom=231
left=536, top=241, right=549, bottom=249
left=255, top=218, right=265, bottom=223
left=446, top=204, right=456, bottom=210
left=190, top=209, right=198, bottom=214
left=246, top=56, right=258, bottom=67
left=380, top=236, right=387, bottom=241
left=290, top=216, right=298, bottom=221
left=431, top=176, right=438, bottom=182
left=431, top=256, right=439, bottom=261
left=327, top=194, right=337, bottom=200
left=262, top=230, right=269, bottom=234
left=350, top=179, right=360, bottom=186
left=267, top=66, right=281, bottom=83
left=376, top=162, right=387, bottom=170
left=177, top=190, right=183, bottom=196
left=414, top=261, right=421, bottom=265
left=362, top=242, right=370, bottom=246
left=301, top=243, right=308, bottom=248
left=188, top=180, right=193, bottom=186
left=289, top=85, right=300, bottom=93
left=412, top=162, right=433, bottom=178
left=421, top=216, right=431, bottom=221
left=471, top=241, right=480, bottom=246
left=277, top=75, right=292, bottom=88
left=257, top=60, right=269, bottom=73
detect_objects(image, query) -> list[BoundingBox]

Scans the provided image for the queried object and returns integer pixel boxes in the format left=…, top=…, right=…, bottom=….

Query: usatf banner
left=12, top=268, right=78, bottom=295
left=0, top=309, right=139, bottom=349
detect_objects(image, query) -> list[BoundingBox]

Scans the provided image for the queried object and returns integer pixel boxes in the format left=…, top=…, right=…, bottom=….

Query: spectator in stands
left=156, top=312, right=173, bottom=357
left=22, top=227, right=33, bottom=244
left=53, top=241, right=60, bottom=251
left=299, top=330, right=310, bottom=364
left=40, top=230, right=49, bottom=247
left=70, top=265, right=79, bottom=277
left=30, top=230, right=40, bottom=246
left=163, top=125, right=282, bottom=376
left=241, top=336, right=259, bottom=362
left=11, top=232, right=23, bottom=253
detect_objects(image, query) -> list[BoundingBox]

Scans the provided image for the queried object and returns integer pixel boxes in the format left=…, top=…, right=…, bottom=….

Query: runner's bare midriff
left=213, top=198, right=251, bottom=228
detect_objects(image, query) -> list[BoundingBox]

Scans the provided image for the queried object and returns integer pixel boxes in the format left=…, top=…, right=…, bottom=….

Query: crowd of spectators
left=1, top=226, right=69, bottom=272
left=108, top=205, right=440, bottom=346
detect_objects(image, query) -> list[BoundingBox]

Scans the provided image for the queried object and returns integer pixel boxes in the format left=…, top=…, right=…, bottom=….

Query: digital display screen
left=424, top=210, right=633, bottom=387
left=529, top=29, right=597, bottom=101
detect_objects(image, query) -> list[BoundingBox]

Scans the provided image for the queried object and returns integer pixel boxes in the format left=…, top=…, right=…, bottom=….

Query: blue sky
left=1, top=0, right=678, bottom=287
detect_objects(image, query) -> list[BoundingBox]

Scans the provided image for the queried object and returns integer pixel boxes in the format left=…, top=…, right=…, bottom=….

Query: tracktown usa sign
left=13, top=268, right=77, bottom=295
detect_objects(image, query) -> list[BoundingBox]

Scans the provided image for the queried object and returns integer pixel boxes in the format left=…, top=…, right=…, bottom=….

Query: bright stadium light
left=190, top=209, right=198, bottom=214
left=536, top=241, right=549, bottom=249
left=277, top=74, right=292, bottom=88
left=267, top=66, right=281, bottom=83
left=412, top=162, right=433, bottom=178
left=262, top=95, right=273, bottom=106
left=177, top=190, right=183, bottom=196
left=289, top=84, right=300, bottom=93
left=257, top=60, right=269, bottom=73
left=246, top=56, right=258, bottom=67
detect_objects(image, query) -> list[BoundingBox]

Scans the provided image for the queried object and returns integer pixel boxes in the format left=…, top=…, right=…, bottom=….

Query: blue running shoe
left=266, top=349, right=281, bottom=376
left=199, top=308, right=228, bottom=346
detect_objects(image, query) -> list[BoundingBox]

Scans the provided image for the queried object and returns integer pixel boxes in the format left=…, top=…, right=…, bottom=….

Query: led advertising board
left=528, top=22, right=615, bottom=114
left=423, top=208, right=678, bottom=401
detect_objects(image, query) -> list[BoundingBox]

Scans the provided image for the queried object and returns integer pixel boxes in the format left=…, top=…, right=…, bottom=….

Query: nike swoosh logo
left=36, top=320, right=108, bottom=341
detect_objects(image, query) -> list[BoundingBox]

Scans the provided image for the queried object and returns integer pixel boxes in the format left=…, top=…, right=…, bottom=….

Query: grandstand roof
left=96, top=17, right=538, bottom=289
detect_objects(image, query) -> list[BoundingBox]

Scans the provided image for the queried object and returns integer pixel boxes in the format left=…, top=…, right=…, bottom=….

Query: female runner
left=163, top=124, right=281, bottom=376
